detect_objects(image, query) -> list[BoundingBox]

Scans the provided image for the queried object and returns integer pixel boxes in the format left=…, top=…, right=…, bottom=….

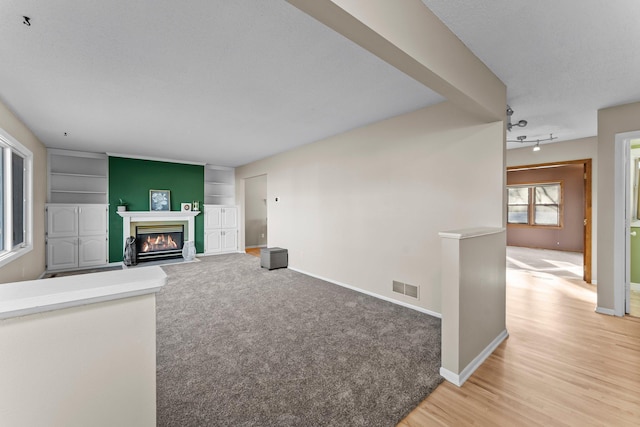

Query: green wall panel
left=108, top=157, right=204, bottom=262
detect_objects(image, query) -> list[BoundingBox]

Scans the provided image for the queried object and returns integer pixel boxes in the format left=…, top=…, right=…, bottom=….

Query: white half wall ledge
left=440, top=329, right=509, bottom=387
left=0, top=267, right=166, bottom=320
left=438, top=226, right=506, bottom=240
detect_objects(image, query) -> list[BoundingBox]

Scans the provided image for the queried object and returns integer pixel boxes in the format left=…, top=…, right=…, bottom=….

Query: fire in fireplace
left=135, top=224, right=184, bottom=261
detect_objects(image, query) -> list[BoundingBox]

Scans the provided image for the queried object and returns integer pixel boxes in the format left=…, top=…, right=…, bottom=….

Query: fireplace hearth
left=135, top=225, right=184, bottom=261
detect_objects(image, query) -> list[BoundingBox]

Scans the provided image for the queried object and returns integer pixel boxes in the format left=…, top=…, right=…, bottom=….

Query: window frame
left=0, top=127, right=33, bottom=268
left=507, top=181, right=563, bottom=228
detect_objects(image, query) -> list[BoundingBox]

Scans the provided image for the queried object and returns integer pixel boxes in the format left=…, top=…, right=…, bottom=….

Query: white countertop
left=0, top=267, right=166, bottom=320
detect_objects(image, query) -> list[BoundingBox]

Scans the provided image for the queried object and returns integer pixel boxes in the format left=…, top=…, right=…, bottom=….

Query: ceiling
left=1, top=1, right=639, bottom=166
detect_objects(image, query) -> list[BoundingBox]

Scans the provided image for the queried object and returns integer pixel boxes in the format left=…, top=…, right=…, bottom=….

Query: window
left=0, top=128, right=32, bottom=268
left=507, top=182, right=562, bottom=227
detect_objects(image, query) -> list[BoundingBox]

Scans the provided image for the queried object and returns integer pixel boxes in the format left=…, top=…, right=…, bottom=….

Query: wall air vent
left=392, top=280, right=419, bottom=299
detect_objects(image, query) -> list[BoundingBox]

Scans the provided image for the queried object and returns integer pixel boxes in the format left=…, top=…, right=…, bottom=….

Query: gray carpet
left=157, top=254, right=442, bottom=426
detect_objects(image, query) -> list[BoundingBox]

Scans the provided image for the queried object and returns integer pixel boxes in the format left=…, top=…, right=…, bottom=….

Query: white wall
left=0, top=294, right=157, bottom=427
left=237, top=102, right=504, bottom=314
left=506, top=136, right=598, bottom=282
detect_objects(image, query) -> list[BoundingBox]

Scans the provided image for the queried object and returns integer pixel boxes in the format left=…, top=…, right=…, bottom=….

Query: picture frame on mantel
left=149, top=189, right=170, bottom=211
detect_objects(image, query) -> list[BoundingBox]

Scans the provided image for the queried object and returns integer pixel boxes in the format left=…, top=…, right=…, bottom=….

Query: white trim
left=614, top=131, right=640, bottom=316
left=246, top=245, right=267, bottom=249
left=595, top=306, right=616, bottom=316
left=0, top=127, right=34, bottom=269
left=117, top=211, right=200, bottom=250
left=439, top=329, right=509, bottom=387
left=106, top=152, right=207, bottom=166
left=438, top=227, right=505, bottom=240
left=288, top=266, right=441, bottom=318
left=631, top=282, right=640, bottom=291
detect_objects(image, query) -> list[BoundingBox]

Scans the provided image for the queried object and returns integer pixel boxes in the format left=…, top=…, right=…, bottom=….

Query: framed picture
left=150, top=189, right=171, bottom=211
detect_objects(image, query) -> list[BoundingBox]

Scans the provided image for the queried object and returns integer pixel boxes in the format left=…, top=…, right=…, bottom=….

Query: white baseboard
left=440, top=329, right=509, bottom=387
left=288, top=266, right=441, bottom=319
left=595, top=306, right=616, bottom=316
left=631, top=282, right=640, bottom=291
left=246, top=245, right=267, bottom=249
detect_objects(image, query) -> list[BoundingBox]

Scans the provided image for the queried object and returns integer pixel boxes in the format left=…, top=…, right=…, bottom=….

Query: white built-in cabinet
left=46, top=204, right=108, bottom=271
left=204, top=205, right=238, bottom=254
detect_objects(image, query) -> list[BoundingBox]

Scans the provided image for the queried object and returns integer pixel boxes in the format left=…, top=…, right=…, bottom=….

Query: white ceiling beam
left=287, top=0, right=506, bottom=122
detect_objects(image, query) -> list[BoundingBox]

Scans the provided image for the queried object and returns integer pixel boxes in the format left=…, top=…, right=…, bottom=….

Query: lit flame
left=140, top=234, right=179, bottom=253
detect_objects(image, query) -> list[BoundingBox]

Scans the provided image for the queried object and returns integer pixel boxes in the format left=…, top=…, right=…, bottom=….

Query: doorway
left=507, top=159, right=592, bottom=283
left=244, top=174, right=268, bottom=250
left=616, top=132, right=640, bottom=317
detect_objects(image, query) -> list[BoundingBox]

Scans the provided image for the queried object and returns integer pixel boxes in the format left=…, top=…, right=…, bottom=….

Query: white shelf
left=204, top=165, right=235, bottom=205
left=51, top=190, right=107, bottom=194
left=48, top=149, right=108, bottom=204
left=51, top=172, right=107, bottom=178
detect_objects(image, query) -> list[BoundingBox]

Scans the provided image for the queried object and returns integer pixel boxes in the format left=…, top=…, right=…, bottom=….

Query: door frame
left=507, top=158, right=593, bottom=283
left=614, top=131, right=640, bottom=315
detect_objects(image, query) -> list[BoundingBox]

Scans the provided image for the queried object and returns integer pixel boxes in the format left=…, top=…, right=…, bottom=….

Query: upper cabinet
left=48, top=149, right=108, bottom=204
left=204, top=165, right=235, bottom=205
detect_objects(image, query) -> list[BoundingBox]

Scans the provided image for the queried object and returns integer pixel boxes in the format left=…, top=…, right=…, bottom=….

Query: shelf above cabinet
left=51, top=172, right=107, bottom=178
left=51, top=190, right=107, bottom=194
left=48, top=149, right=108, bottom=204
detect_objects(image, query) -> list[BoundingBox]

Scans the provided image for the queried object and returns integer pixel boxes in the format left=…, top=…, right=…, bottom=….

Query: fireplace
left=135, top=224, right=184, bottom=261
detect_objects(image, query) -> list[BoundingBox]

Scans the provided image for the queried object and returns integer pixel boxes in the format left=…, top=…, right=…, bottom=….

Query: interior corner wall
left=597, top=101, right=640, bottom=313
left=235, top=102, right=504, bottom=314
left=108, top=157, right=204, bottom=262
left=506, top=136, right=598, bottom=282
left=0, top=100, right=47, bottom=284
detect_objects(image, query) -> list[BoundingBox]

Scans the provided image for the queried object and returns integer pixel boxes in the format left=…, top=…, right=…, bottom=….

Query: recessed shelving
left=204, top=165, right=235, bottom=205
left=48, top=149, right=108, bottom=204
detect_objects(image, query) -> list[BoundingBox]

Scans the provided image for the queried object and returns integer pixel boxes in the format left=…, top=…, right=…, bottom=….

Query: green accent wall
left=108, top=157, right=204, bottom=262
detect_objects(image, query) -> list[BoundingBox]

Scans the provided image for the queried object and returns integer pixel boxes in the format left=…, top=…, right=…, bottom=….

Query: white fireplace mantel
left=117, top=211, right=200, bottom=244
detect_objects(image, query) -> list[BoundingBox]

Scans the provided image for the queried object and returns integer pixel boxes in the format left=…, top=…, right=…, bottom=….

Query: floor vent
left=392, top=280, right=419, bottom=299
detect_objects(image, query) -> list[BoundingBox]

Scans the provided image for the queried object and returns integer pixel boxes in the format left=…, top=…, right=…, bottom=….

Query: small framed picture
left=150, top=190, right=171, bottom=211
left=181, top=202, right=192, bottom=212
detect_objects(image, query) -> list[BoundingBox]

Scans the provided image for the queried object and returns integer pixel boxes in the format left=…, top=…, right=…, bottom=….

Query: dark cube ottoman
left=260, top=247, right=288, bottom=270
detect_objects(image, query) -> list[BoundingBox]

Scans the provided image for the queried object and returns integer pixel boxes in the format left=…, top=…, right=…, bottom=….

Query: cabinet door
left=47, top=206, right=78, bottom=238
left=47, top=238, right=78, bottom=270
left=221, top=207, right=238, bottom=228
left=204, top=207, right=222, bottom=229
left=79, top=236, right=107, bottom=267
left=221, top=229, right=238, bottom=252
left=78, top=205, right=107, bottom=236
left=205, top=230, right=222, bottom=253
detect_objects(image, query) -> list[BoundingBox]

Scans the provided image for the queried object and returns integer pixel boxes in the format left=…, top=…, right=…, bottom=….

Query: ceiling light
left=507, top=133, right=557, bottom=152
left=506, top=105, right=528, bottom=132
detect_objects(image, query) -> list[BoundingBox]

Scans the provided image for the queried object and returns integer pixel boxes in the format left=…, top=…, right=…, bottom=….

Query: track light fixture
left=506, top=105, right=527, bottom=132
left=507, top=133, right=558, bottom=152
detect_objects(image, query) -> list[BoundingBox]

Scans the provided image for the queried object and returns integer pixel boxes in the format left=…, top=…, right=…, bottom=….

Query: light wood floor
left=399, top=268, right=640, bottom=426
left=245, top=247, right=261, bottom=257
